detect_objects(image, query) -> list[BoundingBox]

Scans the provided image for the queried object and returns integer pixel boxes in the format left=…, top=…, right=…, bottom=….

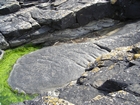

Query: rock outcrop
left=0, top=0, right=140, bottom=105
left=59, top=42, right=140, bottom=105
left=11, top=42, right=140, bottom=105
left=0, top=0, right=114, bottom=49
left=0, top=0, right=20, bottom=15
left=8, top=19, right=140, bottom=105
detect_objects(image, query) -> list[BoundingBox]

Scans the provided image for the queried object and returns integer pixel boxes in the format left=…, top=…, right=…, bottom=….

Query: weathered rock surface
left=2, top=0, right=140, bottom=105
left=0, top=0, right=115, bottom=49
left=8, top=42, right=108, bottom=94
left=94, top=20, right=140, bottom=50
left=8, top=18, right=140, bottom=105
left=31, top=18, right=118, bottom=45
left=11, top=96, right=75, bottom=105
left=12, top=42, right=140, bottom=105
left=0, top=0, right=20, bottom=15
left=59, top=43, right=140, bottom=105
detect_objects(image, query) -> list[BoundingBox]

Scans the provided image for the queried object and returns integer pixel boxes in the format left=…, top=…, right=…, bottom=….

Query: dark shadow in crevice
left=97, top=79, right=128, bottom=95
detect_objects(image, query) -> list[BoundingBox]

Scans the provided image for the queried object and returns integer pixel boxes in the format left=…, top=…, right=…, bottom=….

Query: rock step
left=0, top=0, right=113, bottom=49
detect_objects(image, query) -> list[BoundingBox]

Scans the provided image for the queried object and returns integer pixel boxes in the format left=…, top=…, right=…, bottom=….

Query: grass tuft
left=0, top=44, right=41, bottom=105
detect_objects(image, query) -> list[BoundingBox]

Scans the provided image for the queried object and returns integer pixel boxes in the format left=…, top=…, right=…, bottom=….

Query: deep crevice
left=95, top=43, right=111, bottom=52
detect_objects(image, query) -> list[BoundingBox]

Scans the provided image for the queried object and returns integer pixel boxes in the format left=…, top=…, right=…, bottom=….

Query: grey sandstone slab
left=94, top=20, right=140, bottom=50
left=8, top=42, right=108, bottom=94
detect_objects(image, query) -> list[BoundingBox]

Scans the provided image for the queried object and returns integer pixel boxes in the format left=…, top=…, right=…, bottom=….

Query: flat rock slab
left=8, top=42, right=108, bottom=94
left=94, top=20, right=140, bottom=50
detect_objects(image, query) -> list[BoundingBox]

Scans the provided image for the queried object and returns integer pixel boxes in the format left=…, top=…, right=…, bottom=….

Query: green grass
left=0, top=44, right=41, bottom=105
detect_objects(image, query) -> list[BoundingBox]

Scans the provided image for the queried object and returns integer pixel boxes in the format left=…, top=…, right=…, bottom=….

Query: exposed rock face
left=0, top=0, right=140, bottom=49
left=11, top=42, right=140, bottom=105
left=31, top=19, right=118, bottom=45
left=8, top=42, right=108, bottom=94
left=59, top=43, right=140, bottom=105
left=1, top=0, right=140, bottom=105
left=0, top=0, right=114, bottom=49
left=94, top=20, right=140, bottom=50
left=0, top=0, right=20, bottom=15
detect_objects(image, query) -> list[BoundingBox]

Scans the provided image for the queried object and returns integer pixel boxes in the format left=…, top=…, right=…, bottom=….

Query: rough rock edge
left=0, top=49, right=4, bottom=60
left=12, top=42, right=140, bottom=105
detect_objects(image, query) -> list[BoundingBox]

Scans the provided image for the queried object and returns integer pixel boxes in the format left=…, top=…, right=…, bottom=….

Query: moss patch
left=0, top=44, right=41, bottom=105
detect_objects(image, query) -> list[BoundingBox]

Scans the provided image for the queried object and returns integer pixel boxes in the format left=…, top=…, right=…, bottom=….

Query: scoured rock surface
left=94, top=20, right=140, bottom=50
left=8, top=42, right=108, bottom=94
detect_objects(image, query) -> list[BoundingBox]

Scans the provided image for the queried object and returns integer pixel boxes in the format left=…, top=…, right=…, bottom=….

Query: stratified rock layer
left=8, top=20, right=140, bottom=95
left=0, top=0, right=113, bottom=49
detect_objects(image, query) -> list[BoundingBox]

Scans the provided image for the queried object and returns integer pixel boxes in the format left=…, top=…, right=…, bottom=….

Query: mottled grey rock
left=0, top=0, right=114, bottom=48
left=11, top=96, right=74, bottom=105
left=8, top=42, right=108, bottom=94
left=0, top=33, right=9, bottom=49
left=59, top=85, right=102, bottom=105
left=30, top=25, right=52, bottom=39
left=9, top=39, right=28, bottom=47
left=57, top=0, right=112, bottom=27
left=0, top=0, right=20, bottom=15
left=80, top=48, right=140, bottom=91
left=31, top=19, right=118, bottom=45
left=30, top=8, right=76, bottom=29
left=59, top=43, right=140, bottom=105
left=94, top=20, right=140, bottom=50
left=0, top=12, right=39, bottom=36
